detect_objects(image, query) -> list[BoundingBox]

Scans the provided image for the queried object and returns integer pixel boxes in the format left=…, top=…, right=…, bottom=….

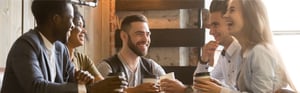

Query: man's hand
left=75, top=70, right=94, bottom=85
left=89, top=76, right=128, bottom=93
left=160, top=79, right=186, bottom=93
left=193, top=78, right=221, bottom=93
left=201, top=41, right=219, bottom=66
left=126, top=83, right=159, bottom=93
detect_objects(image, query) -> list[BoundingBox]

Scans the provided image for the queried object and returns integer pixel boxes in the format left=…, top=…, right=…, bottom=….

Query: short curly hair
left=31, top=0, right=71, bottom=25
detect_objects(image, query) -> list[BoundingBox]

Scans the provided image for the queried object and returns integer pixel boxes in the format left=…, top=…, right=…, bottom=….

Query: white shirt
left=194, top=37, right=242, bottom=92
left=39, top=32, right=56, bottom=82
left=221, top=44, right=286, bottom=93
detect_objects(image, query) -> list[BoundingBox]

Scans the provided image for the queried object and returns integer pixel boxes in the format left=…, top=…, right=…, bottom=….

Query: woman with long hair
left=66, top=5, right=104, bottom=84
left=195, top=0, right=297, bottom=92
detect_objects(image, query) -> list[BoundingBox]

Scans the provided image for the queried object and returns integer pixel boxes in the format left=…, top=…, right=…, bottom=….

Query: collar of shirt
left=117, top=53, right=142, bottom=72
left=225, top=37, right=241, bottom=58
left=117, top=53, right=141, bottom=87
left=38, top=32, right=55, bottom=52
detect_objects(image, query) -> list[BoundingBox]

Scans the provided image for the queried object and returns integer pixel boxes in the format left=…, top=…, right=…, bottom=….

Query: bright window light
left=263, top=0, right=300, bottom=91
left=263, top=0, right=300, bottom=31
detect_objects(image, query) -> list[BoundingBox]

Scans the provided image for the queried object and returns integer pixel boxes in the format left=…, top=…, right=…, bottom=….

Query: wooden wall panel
left=0, top=0, right=23, bottom=67
left=85, top=0, right=115, bottom=62
left=23, top=0, right=35, bottom=33
left=115, top=29, right=205, bottom=47
left=0, top=0, right=35, bottom=67
left=116, top=0, right=204, bottom=11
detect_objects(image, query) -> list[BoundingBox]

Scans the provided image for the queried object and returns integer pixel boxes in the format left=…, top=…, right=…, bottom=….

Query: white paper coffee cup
left=194, top=72, right=210, bottom=92
left=143, top=75, right=158, bottom=84
left=194, top=72, right=210, bottom=81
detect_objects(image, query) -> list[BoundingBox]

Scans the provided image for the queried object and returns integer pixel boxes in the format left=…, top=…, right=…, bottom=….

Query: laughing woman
left=66, top=5, right=104, bottom=84
left=194, top=0, right=297, bottom=93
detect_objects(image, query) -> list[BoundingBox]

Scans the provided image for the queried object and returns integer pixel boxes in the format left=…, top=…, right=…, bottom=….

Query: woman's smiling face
left=224, top=0, right=244, bottom=35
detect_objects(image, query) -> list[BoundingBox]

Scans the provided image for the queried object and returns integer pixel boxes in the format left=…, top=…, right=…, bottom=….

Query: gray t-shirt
left=96, top=54, right=166, bottom=87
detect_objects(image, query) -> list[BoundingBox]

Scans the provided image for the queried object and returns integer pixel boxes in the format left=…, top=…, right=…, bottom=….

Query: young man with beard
left=97, top=15, right=166, bottom=93
left=1, top=0, right=126, bottom=93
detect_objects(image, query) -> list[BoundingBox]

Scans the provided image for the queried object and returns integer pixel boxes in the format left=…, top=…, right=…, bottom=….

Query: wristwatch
left=184, top=85, right=193, bottom=93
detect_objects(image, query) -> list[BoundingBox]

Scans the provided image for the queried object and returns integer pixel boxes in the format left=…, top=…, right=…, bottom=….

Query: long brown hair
left=238, top=0, right=273, bottom=50
left=238, top=0, right=297, bottom=92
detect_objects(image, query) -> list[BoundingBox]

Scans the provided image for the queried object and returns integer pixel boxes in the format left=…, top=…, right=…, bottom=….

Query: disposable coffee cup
left=194, top=72, right=210, bottom=81
left=142, top=75, right=158, bottom=84
left=159, top=72, right=175, bottom=81
left=107, top=72, right=126, bottom=93
left=194, top=72, right=210, bottom=92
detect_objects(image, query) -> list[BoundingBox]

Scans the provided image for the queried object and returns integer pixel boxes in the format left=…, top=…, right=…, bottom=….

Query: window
left=264, top=0, right=300, bottom=90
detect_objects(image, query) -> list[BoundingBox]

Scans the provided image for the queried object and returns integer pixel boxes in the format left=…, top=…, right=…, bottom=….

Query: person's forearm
left=125, top=87, right=137, bottom=93
left=78, top=84, right=87, bottom=93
